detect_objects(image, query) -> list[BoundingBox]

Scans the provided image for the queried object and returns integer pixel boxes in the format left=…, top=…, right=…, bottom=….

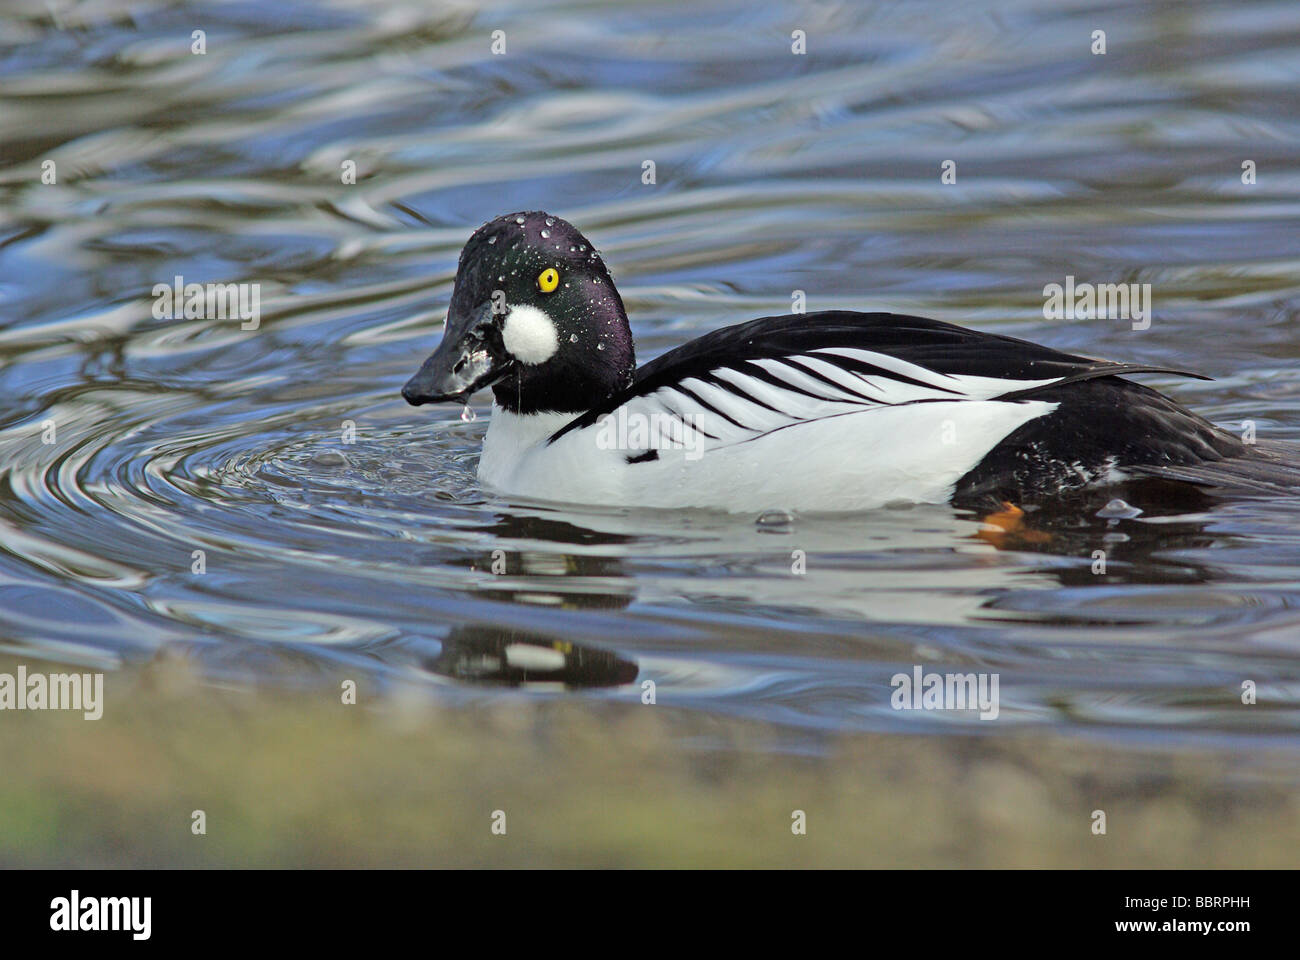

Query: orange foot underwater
left=975, top=501, right=1053, bottom=547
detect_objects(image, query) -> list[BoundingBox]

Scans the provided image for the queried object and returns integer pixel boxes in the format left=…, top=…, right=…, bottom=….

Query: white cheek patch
left=502, top=304, right=559, bottom=365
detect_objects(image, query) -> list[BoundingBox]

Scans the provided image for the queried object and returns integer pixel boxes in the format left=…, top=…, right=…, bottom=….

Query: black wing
left=551, top=311, right=1205, bottom=444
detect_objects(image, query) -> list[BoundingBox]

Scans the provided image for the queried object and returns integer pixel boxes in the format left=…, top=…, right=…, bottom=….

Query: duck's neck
left=479, top=404, right=575, bottom=487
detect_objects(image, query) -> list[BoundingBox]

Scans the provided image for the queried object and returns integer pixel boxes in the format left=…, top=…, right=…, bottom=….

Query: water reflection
left=961, top=480, right=1227, bottom=588
left=427, top=625, right=638, bottom=689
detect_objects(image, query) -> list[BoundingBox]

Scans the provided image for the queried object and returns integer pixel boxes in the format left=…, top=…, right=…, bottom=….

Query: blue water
left=2, top=0, right=1300, bottom=757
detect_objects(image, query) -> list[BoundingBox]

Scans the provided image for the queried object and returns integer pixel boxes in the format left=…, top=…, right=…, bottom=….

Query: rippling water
left=2, top=0, right=1300, bottom=756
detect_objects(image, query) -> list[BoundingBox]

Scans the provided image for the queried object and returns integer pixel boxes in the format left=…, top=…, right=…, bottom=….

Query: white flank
left=477, top=398, right=1059, bottom=512
left=468, top=344, right=1087, bottom=512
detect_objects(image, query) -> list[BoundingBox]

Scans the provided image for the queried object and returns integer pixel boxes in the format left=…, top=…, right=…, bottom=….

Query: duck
left=402, top=211, right=1296, bottom=513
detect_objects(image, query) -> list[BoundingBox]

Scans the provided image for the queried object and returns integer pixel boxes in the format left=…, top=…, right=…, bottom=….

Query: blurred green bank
left=2, top=655, right=1296, bottom=868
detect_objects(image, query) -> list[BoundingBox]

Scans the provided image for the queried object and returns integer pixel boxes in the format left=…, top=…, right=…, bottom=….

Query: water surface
left=2, top=0, right=1300, bottom=759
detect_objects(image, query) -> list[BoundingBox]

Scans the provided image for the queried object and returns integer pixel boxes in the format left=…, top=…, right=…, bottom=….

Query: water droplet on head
left=487, top=236, right=497, bottom=245
left=544, top=217, right=554, bottom=226
left=540, top=230, right=550, bottom=238
left=515, top=216, right=525, bottom=224
left=596, top=342, right=605, bottom=351
left=569, top=333, right=578, bottom=342
left=461, top=405, right=477, bottom=423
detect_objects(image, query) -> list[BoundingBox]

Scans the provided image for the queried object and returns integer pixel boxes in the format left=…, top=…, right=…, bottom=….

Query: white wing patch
left=601, top=349, right=1063, bottom=454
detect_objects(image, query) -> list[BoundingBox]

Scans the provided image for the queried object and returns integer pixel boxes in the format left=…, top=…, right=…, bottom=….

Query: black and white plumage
left=402, top=211, right=1295, bottom=512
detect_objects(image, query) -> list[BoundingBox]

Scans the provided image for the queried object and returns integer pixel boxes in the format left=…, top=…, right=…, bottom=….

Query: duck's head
left=402, top=211, right=635, bottom=415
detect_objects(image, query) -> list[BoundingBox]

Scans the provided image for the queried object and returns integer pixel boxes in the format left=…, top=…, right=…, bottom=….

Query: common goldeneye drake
left=402, top=211, right=1295, bottom=513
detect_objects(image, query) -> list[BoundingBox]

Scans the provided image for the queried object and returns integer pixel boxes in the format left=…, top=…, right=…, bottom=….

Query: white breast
left=478, top=407, right=573, bottom=491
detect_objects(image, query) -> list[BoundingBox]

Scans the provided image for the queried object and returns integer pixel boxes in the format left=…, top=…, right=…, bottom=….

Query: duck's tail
left=1129, top=441, right=1300, bottom=495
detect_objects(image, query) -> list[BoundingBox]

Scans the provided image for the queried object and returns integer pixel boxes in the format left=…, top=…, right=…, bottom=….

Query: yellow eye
left=537, top=267, right=560, bottom=293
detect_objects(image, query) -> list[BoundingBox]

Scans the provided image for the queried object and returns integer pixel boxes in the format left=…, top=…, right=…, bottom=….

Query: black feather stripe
left=668, top=382, right=755, bottom=433
left=781, top=356, right=882, bottom=403
left=813, top=351, right=965, bottom=395
left=653, top=393, right=720, bottom=441
left=698, top=370, right=787, bottom=415
left=729, top=361, right=847, bottom=405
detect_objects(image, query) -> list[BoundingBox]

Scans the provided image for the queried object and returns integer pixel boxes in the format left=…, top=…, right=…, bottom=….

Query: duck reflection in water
left=427, top=624, right=638, bottom=688
left=424, top=510, right=640, bottom=688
